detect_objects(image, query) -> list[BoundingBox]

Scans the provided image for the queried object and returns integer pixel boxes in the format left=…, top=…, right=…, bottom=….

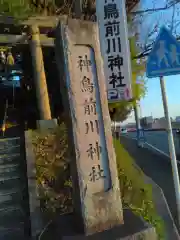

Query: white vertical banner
left=96, top=0, right=132, bottom=102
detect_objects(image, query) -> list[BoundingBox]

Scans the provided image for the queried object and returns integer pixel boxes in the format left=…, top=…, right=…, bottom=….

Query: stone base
left=42, top=210, right=157, bottom=240
left=36, top=119, right=57, bottom=130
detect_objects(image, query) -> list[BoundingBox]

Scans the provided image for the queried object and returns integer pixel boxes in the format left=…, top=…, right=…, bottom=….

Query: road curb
left=145, top=175, right=180, bottom=240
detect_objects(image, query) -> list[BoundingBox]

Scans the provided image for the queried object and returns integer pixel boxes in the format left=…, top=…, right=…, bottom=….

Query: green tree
left=0, top=0, right=82, bottom=19
left=0, top=0, right=33, bottom=20
left=109, top=101, right=132, bottom=122
left=0, top=0, right=139, bottom=20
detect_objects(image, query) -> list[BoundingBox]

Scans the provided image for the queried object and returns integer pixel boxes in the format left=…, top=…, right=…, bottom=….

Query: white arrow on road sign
left=146, top=26, right=180, bottom=78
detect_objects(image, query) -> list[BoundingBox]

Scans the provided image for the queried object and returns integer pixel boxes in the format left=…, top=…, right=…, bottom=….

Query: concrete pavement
left=120, top=136, right=180, bottom=230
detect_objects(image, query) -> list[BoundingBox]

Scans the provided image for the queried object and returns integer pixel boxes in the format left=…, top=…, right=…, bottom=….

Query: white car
left=120, top=128, right=127, bottom=134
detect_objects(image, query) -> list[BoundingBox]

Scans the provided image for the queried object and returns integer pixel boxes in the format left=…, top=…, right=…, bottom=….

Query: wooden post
left=29, top=25, right=51, bottom=120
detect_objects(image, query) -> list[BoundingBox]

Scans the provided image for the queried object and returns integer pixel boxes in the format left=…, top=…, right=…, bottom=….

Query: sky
left=140, top=75, right=180, bottom=119
left=125, top=0, right=180, bottom=123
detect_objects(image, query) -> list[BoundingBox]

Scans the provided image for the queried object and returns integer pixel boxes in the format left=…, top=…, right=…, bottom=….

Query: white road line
left=145, top=142, right=180, bottom=164
left=145, top=142, right=170, bottom=158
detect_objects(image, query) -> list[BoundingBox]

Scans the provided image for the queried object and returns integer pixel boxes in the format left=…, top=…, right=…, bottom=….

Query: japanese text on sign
left=78, top=53, right=105, bottom=182
left=96, top=0, right=132, bottom=102
left=89, top=165, right=105, bottom=182
left=75, top=49, right=110, bottom=193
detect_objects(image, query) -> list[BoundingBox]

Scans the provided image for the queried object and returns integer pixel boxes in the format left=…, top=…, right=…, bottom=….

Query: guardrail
left=125, top=129, right=180, bottom=157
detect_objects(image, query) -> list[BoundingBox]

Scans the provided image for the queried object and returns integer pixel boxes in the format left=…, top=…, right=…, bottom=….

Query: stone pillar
left=29, top=25, right=51, bottom=120
left=55, top=19, right=123, bottom=236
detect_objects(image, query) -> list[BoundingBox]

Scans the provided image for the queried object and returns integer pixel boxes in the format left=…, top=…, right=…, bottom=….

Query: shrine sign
left=96, top=0, right=132, bottom=102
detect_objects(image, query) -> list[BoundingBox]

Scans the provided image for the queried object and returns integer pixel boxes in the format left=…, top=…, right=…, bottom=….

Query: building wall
left=140, top=116, right=153, bottom=129
left=176, top=116, right=180, bottom=122
left=152, top=118, right=167, bottom=129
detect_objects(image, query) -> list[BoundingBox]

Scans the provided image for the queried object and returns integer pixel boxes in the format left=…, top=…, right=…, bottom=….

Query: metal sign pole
left=134, top=103, right=141, bottom=145
left=160, top=76, right=180, bottom=226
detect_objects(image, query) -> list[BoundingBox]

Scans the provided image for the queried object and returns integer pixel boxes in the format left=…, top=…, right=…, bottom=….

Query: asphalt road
left=126, top=130, right=180, bottom=157
left=120, top=136, right=179, bottom=229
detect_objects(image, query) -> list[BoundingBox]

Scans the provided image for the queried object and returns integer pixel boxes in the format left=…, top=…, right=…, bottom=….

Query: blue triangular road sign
left=146, top=26, right=180, bottom=78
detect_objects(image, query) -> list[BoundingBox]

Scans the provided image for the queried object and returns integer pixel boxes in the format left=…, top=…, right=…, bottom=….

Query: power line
left=131, top=0, right=180, bottom=15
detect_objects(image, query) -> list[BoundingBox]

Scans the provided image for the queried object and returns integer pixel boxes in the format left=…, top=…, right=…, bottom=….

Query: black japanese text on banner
left=96, top=0, right=132, bottom=102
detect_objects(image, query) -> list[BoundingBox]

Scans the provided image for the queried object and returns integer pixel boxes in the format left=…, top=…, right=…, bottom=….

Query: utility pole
left=29, top=25, right=51, bottom=120
left=134, top=101, right=142, bottom=146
